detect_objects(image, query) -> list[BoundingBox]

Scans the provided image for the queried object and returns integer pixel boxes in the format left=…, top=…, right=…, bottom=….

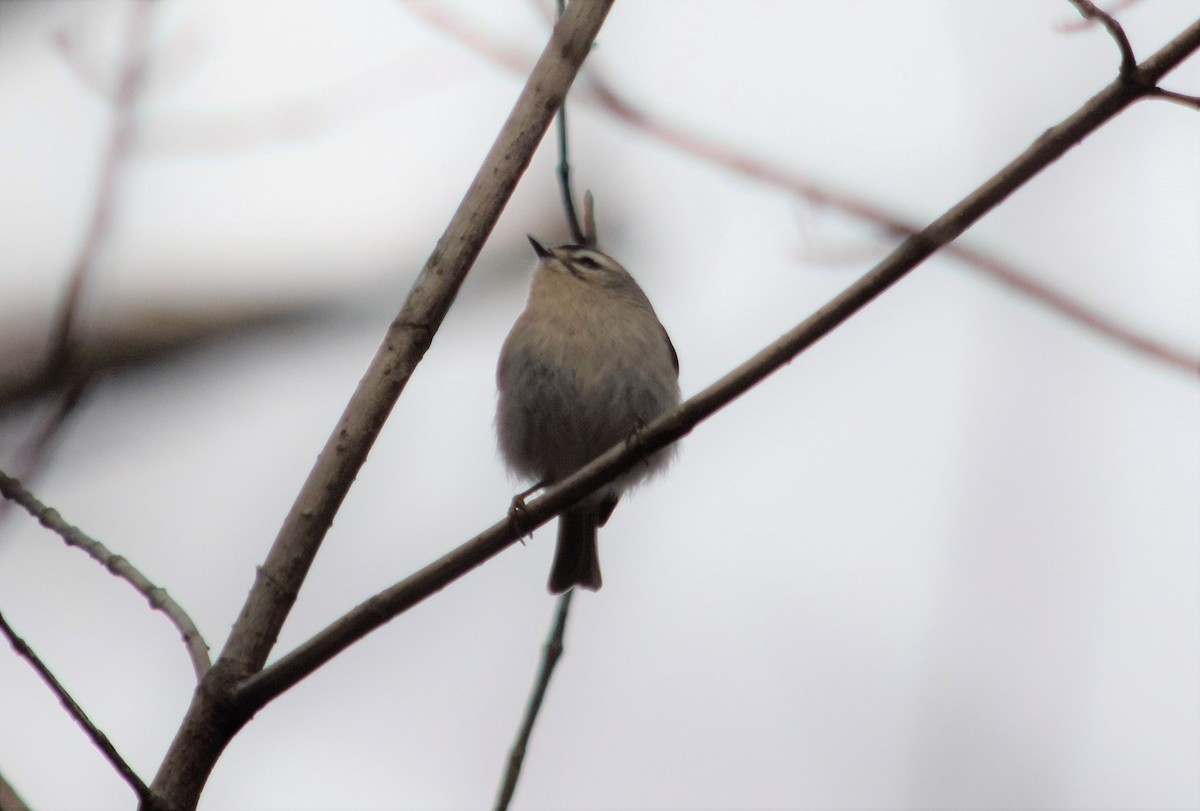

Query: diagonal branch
left=409, top=5, right=1200, bottom=376
left=147, top=4, right=617, bottom=807
left=0, top=609, right=150, bottom=804
left=495, top=591, right=573, bottom=811
left=0, top=469, right=211, bottom=680
left=234, top=15, right=1200, bottom=716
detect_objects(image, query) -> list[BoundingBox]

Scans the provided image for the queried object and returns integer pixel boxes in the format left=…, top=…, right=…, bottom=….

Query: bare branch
left=234, top=16, right=1200, bottom=715
left=0, top=470, right=211, bottom=680
left=148, top=4, right=617, bottom=806
left=495, top=591, right=573, bottom=811
left=45, top=0, right=154, bottom=380
left=0, top=609, right=150, bottom=804
left=411, top=6, right=1200, bottom=375
left=1067, top=0, right=1139, bottom=77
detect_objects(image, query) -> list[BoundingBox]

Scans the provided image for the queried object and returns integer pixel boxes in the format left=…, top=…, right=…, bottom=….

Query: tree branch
left=0, top=469, right=211, bottom=680
left=409, top=5, right=1200, bottom=375
left=495, top=591, right=573, bottom=811
left=0, top=609, right=150, bottom=804
left=147, top=3, right=616, bottom=808
left=233, top=15, right=1200, bottom=716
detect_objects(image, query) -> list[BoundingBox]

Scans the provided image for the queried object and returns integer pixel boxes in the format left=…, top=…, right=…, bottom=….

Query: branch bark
left=145, top=3, right=616, bottom=808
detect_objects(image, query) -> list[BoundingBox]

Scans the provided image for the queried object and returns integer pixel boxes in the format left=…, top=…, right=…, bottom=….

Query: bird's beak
left=527, top=235, right=552, bottom=259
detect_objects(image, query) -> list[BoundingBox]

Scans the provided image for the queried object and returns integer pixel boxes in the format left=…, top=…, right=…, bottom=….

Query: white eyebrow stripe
left=566, top=249, right=613, bottom=269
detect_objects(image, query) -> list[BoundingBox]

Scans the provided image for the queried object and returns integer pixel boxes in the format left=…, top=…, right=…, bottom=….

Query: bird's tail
left=548, top=507, right=602, bottom=593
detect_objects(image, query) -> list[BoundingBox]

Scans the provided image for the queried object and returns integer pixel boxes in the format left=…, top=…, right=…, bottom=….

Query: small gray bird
left=496, top=237, right=680, bottom=593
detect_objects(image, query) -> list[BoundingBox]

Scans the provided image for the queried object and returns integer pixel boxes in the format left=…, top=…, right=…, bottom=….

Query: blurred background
left=0, top=1, right=1197, bottom=809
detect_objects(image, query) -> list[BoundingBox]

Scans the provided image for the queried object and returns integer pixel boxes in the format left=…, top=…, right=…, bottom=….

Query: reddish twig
left=407, top=4, right=1199, bottom=376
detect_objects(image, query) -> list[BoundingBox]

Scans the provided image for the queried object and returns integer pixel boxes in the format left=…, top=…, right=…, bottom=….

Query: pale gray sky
left=1, top=2, right=1197, bottom=809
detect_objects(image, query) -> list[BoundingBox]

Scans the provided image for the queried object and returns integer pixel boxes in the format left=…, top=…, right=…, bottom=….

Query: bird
left=496, top=236, right=680, bottom=593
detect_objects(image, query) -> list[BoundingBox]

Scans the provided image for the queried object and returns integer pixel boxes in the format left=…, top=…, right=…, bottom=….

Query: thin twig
left=0, top=377, right=88, bottom=527
left=408, top=5, right=1199, bottom=376
left=553, top=0, right=585, bottom=243
left=1067, top=0, right=1139, bottom=78
left=0, top=469, right=211, bottom=680
left=556, top=101, right=584, bottom=244
left=1058, top=0, right=1143, bottom=32
left=234, top=16, right=1200, bottom=716
left=0, top=609, right=150, bottom=804
left=148, top=5, right=617, bottom=807
left=1147, top=86, right=1200, bottom=109
left=495, top=591, right=573, bottom=811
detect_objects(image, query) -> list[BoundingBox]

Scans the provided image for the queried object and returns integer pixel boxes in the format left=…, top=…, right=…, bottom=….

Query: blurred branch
left=235, top=15, right=1200, bottom=716
left=495, top=591, right=573, bottom=811
left=0, top=609, right=150, bottom=804
left=46, top=0, right=153, bottom=380
left=2, top=0, right=156, bottom=519
left=408, top=5, right=1200, bottom=376
left=0, top=470, right=211, bottom=680
left=0, top=300, right=341, bottom=413
left=147, top=4, right=617, bottom=808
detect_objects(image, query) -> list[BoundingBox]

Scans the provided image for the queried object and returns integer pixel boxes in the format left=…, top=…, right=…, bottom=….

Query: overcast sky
left=1, top=2, right=1198, bottom=809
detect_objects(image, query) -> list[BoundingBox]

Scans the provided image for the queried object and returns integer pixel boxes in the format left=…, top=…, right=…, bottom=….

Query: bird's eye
left=574, top=256, right=602, bottom=270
